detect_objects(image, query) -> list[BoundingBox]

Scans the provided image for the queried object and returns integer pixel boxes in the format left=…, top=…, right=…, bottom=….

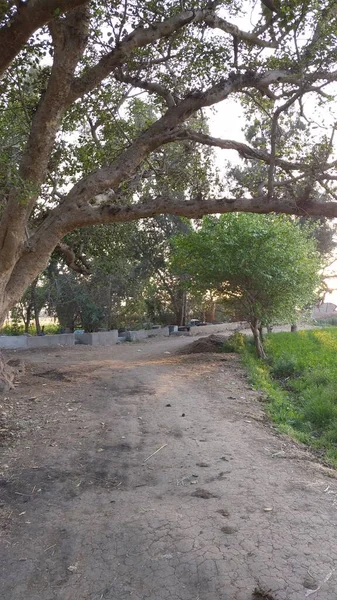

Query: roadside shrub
left=222, top=332, right=246, bottom=353
left=302, top=386, right=337, bottom=430
left=270, top=356, right=303, bottom=379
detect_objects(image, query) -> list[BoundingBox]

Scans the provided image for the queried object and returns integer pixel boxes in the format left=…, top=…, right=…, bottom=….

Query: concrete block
left=147, top=326, right=170, bottom=338
left=0, top=336, right=28, bottom=349
left=26, top=334, right=75, bottom=348
left=125, top=329, right=148, bottom=342
left=75, top=331, right=119, bottom=345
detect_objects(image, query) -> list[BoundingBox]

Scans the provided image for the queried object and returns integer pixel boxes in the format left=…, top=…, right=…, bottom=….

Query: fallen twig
left=143, top=444, right=167, bottom=463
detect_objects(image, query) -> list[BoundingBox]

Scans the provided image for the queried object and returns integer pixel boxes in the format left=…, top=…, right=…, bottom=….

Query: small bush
left=302, top=386, right=337, bottom=430
left=229, top=332, right=246, bottom=352
left=221, top=332, right=246, bottom=353
left=270, top=356, right=303, bottom=379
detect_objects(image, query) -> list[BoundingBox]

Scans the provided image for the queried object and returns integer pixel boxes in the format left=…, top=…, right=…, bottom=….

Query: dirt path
left=1, top=336, right=337, bottom=600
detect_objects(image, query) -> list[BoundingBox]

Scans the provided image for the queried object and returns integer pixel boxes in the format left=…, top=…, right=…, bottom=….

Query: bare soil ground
left=1, top=335, right=337, bottom=600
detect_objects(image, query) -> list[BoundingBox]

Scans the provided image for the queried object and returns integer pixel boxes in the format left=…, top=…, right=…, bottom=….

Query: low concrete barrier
left=0, top=323, right=246, bottom=351
left=0, top=333, right=75, bottom=349
left=145, top=327, right=170, bottom=338
left=125, top=329, right=148, bottom=342
left=27, top=334, right=75, bottom=348
left=75, top=330, right=119, bottom=346
left=125, top=327, right=170, bottom=341
left=0, top=336, right=28, bottom=349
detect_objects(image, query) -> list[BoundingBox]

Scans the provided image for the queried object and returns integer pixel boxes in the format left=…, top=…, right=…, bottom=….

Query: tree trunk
left=251, top=320, right=267, bottom=359
left=205, top=301, right=216, bottom=323
left=174, top=288, right=186, bottom=326
left=29, top=279, right=40, bottom=335
left=24, top=305, right=32, bottom=334
left=291, top=324, right=298, bottom=332
left=107, top=278, right=113, bottom=330
left=34, top=308, right=41, bottom=336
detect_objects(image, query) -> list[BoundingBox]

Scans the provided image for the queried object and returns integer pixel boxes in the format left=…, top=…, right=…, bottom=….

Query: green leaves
left=172, top=213, right=322, bottom=328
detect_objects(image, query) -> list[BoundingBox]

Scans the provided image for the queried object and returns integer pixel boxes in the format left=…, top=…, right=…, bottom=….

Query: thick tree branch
left=63, top=69, right=321, bottom=215
left=67, top=8, right=275, bottom=105
left=0, top=0, right=86, bottom=77
left=75, top=196, right=337, bottom=222
left=176, top=129, right=306, bottom=171
left=57, top=242, right=91, bottom=275
left=203, top=13, right=277, bottom=48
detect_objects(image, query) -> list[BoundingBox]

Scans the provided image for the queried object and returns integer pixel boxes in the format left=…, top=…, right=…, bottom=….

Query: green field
left=243, top=328, right=337, bottom=467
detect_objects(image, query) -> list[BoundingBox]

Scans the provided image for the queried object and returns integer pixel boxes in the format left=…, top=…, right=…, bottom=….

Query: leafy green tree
left=172, top=214, right=322, bottom=358
left=1, top=0, right=337, bottom=328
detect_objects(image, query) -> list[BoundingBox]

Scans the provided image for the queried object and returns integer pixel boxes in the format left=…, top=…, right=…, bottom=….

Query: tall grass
left=0, top=324, right=61, bottom=336
left=243, top=328, right=337, bottom=467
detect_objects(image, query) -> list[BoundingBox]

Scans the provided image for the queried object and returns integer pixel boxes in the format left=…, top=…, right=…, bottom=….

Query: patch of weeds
left=243, top=328, right=337, bottom=466
left=270, top=356, right=303, bottom=380
left=302, top=386, right=337, bottom=430
left=221, top=332, right=246, bottom=353
left=229, top=332, right=246, bottom=352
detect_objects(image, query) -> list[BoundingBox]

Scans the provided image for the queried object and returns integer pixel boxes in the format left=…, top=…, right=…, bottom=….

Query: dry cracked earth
left=1, top=335, right=337, bottom=600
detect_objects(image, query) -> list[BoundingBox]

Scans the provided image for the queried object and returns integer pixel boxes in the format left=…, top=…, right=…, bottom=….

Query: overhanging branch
left=177, top=129, right=307, bottom=171
left=0, top=0, right=87, bottom=78
left=67, top=8, right=277, bottom=105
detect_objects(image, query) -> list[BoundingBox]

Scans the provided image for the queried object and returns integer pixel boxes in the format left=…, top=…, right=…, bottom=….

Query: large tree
left=171, top=214, right=322, bottom=358
left=1, top=1, right=337, bottom=325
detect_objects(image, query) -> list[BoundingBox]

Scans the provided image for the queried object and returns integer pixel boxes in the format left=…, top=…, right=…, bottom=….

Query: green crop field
left=243, top=328, right=337, bottom=467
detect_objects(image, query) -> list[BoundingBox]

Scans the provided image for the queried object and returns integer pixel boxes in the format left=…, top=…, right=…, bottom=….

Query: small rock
left=166, top=403, right=171, bottom=407
left=67, top=563, right=78, bottom=573
left=221, top=525, right=237, bottom=534
left=181, top=413, right=185, bottom=417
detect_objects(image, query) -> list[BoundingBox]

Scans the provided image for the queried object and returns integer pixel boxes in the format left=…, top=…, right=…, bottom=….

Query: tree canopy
left=1, top=1, right=337, bottom=324
left=172, top=214, right=322, bottom=357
